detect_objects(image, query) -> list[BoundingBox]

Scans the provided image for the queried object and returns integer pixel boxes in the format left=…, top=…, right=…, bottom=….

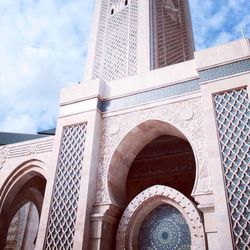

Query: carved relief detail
left=96, top=98, right=211, bottom=204
left=0, top=146, right=9, bottom=169
left=116, top=185, right=205, bottom=250
left=0, top=138, right=54, bottom=170
left=29, top=145, right=38, bottom=155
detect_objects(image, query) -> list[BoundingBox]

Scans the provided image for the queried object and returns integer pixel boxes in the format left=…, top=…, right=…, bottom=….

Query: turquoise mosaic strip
left=199, top=59, right=250, bottom=83
left=96, top=58, right=250, bottom=112
left=100, top=79, right=200, bottom=112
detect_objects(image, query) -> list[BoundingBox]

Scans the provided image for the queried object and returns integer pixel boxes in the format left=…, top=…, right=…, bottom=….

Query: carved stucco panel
left=96, top=97, right=212, bottom=204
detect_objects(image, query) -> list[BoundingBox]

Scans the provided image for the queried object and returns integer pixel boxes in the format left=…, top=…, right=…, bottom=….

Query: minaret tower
left=36, top=2, right=198, bottom=250
left=84, top=0, right=195, bottom=82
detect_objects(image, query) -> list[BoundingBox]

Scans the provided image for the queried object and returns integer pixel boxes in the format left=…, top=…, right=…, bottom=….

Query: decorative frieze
left=0, top=138, right=54, bottom=169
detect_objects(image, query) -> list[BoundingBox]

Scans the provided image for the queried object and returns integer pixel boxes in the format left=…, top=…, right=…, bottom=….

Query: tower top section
left=84, top=0, right=195, bottom=82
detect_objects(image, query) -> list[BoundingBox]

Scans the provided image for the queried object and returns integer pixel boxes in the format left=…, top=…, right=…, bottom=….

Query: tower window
left=125, top=0, right=128, bottom=6
left=111, top=8, right=114, bottom=15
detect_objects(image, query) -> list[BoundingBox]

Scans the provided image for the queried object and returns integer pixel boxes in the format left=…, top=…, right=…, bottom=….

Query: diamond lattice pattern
left=44, top=123, right=87, bottom=249
left=93, top=0, right=138, bottom=82
left=214, top=88, right=250, bottom=249
left=152, top=0, right=193, bottom=69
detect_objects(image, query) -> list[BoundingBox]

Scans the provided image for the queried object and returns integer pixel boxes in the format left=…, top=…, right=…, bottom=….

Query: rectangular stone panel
left=213, top=87, right=250, bottom=249
left=44, top=123, right=87, bottom=249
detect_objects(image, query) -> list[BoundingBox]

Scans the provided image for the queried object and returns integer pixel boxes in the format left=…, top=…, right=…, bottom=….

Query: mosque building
left=0, top=0, right=249, bottom=249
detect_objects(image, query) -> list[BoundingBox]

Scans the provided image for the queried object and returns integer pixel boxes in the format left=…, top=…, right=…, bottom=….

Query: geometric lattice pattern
left=93, top=0, right=109, bottom=80
left=44, top=123, right=87, bottom=249
left=138, top=204, right=191, bottom=250
left=92, top=0, right=195, bottom=80
left=152, top=0, right=194, bottom=69
left=93, top=0, right=138, bottom=82
left=102, top=6, right=130, bottom=81
left=214, top=87, right=250, bottom=249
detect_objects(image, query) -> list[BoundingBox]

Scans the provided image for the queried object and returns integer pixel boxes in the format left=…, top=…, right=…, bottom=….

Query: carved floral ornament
left=96, top=98, right=212, bottom=205
left=116, top=185, right=206, bottom=250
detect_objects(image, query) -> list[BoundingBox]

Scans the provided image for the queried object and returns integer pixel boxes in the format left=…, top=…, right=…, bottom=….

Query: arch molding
left=116, top=185, right=205, bottom=250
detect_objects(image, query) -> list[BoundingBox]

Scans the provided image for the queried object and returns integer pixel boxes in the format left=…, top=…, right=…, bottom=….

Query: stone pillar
left=22, top=203, right=39, bottom=250
left=200, top=83, right=233, bottom=250
left=194, top=195, right=218, bottom=250
left=194, top=40, right=250, bottom=249
left=89, top=204, right=122, bottom=250
left=200, top=78, right=250, bottom=250
left=36, top=79, right=104, bottom=250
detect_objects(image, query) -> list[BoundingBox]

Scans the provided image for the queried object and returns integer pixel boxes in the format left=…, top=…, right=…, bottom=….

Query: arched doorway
left=106, top=120, right=204, bottom=249
left=0, top=162, right=46, bottom=249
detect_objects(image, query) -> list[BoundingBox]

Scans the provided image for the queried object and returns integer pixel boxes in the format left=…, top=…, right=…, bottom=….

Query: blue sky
left=0, top=0, right=249, bottom=133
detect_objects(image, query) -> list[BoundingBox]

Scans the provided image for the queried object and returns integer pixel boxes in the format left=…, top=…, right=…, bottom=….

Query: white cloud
left=0, top=0, right=95, bottom=133
left=189, top=0, right=250, bottom=49
left=0, top=114, right=37, bottom=133
left=213, top=31, right=235, bottom=46
left=0, top=0, right=249, bottom=134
